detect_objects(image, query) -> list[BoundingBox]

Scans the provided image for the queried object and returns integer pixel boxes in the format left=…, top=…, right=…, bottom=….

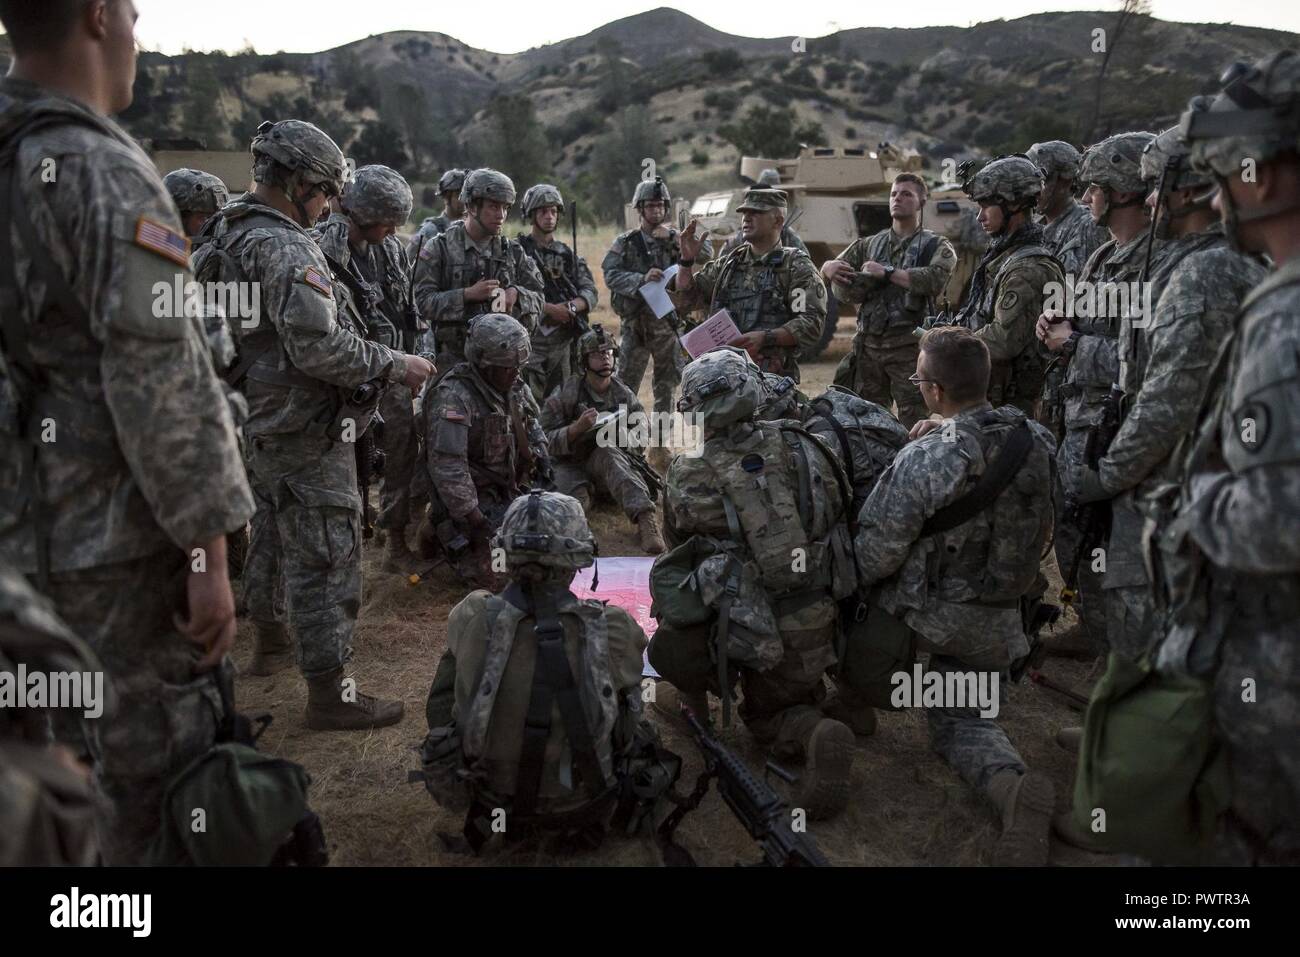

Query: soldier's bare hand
left=729, top=331, right=766, bottom=358
left=402, top=355, right=435, bottom=390
left=177, top=536, right=237, bottom=673
left=644, top=268, right=665, bottom=284
left=679, top=220, right=705, bottom=261
left=501, top=286, right=520, bottom=312
left=909, top=418, right=943, bottom=440
left=573, top=407, right=600, bottom=435
left=465, top=278, right=500, bottom=303
left=821, top=259, right=854, bottom=284
left=544, top=302, right=571, bottom=324
left=1042, top=319, right=1075, bottom=352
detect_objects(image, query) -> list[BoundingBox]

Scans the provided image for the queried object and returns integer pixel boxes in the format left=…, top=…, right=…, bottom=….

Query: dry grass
left=232, top=245, right=1112, bottom=868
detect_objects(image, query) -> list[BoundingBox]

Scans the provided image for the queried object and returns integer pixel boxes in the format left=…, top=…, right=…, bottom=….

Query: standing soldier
left=516, top=184, right=598, bottom=403
left=539, top=325, right=665, bottom=554
left=1147, top=51, right=1300, bottom=864
left=719, top=169, right=809, bottom=257
left=1026, top=140, right=1109, bottom=279
left=951, top=157, right=1063, bottom=416
left=412, top=168, right=544, bottom=374
left=313, top=164, right=427, bottom=575
left=674, top=188, right=827, bottom=383
left=0, top=0, right=254, bottom=861
left=406, top=167, right=467, bottom=261
left=194, top=120, right=434, bottom=728
left=821, top=173, right=957, bottom=428
left=418, top=314, right=550, bottom=591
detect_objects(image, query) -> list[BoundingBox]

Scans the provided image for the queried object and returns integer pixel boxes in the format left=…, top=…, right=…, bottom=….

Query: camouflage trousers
left=648, top=612, right=836, bottom=760
left=41, top=550, right=225, bottom=864
left=243, top=432, right=362, bottom=679
left=523, top=326, right=575, bottom=405
left=925, top=654, right=1026, bottom=795
left=618, top=312, right=683, bottom=416
left=377, top=383, right=422, bottom=534
left=1055, top=427, right=1108, bottom=655
left=553, top=447, right=654, bottom=521
left=849, top=330, right=926, bottom=429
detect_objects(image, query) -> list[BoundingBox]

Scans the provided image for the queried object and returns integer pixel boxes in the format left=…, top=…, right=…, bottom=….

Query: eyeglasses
left=908, top=373, right=942, bottom=387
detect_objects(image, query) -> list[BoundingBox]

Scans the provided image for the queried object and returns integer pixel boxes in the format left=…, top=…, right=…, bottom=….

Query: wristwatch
left=763, top=329, right=778, bottom=350
left=883, top=265, right=897, bottom=280
left=567, top=301, right=579, bottom=320
left=679, top=258, right=696, bottom=267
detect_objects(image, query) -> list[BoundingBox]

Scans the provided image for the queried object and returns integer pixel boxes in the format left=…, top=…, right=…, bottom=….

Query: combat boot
left=305, top=668, right=404, bottom=731
left=636, top=510, right=666, bottom=555
left=821, top=692, right=877, bottom=738
left=649, top=682, right=709, bottom=734
left=986, top=770, right=1056, bottom=866
left=248, top=622, right=292, bottom=677
left=1044, top=621, right=1098, bottom=660
left=1055, top=726, right=1082, bottom=754
left=382, top=531, right=421, bottom=575
left=795, top=718, right=855, bottom=820
left=1051, top=807, right=1116, bottom=853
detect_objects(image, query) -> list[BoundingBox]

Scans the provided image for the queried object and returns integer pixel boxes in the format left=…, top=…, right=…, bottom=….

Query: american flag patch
left=134, top=217, right=190, bottom=266
left=302, top=266, right=333, bottom=298
left=418, top=244, right=434, bottom=261
left=443, top=410, right=466, bottom=422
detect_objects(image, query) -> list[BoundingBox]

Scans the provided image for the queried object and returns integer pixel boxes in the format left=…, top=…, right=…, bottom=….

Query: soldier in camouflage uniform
left=0, top=2, right=255, bottom=861
left=1026, top=140, right=1109, bottom=279
left=823, top=173, right=957, bottom=428
left=164, top=167, right=230, bottom=240
left=312, top=165, right=428, bottom=574
left=948, top=156, right=1063, bottom=417
left=719, top=169, right=809, bottom=257
left=193, top=121, right=435, bottom=729
left=602, top=177, right=712, bottom=436
left=516, top=184, right=598, bottom=403
left=1037, top=132, right=1177, bottom=659
left=406, top=167, right=467, bottom=262
left=649, top=348, right=857, bottom=820
left=1146, top=52, right=1300, bottom=864
left=539, top=325, right=665, bottom=554
left=418, top=314, right=550, bottom=591
left=854, top=328, right=1058, bottom=865
left=412, top=169, right=544, bottom=374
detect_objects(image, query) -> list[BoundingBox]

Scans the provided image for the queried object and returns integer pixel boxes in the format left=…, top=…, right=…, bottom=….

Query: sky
left=115, top=1, right=1300, bottom=55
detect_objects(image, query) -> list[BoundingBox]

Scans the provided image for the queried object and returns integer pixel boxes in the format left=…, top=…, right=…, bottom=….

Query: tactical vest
left=440, top=364, right=532, bottom=496
left=429, top=226, right=521, bottom=325
left=610, top=228, right=680, bottom=319
left=518, top=235, right=580, bottom=306
left=801, top=387, right=910, bottom=518
left=859, top=230, right=942, bottom=335
left=708, top=245, right=793, bottom=336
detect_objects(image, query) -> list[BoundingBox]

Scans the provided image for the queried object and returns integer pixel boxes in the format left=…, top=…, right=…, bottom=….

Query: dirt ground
left=233, top=232, right=1112, bottom=867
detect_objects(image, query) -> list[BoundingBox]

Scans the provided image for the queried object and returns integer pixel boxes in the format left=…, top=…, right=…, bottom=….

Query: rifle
left=570, top=201, right=590, bottom=337
left=656, top=707, right=830, bottom=867
left=355, top=411, right=386, bottom=540
left=1059, top=384, right=1124, bottom=610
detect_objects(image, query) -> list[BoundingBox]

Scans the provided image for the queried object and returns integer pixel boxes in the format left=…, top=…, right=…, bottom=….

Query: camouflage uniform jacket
left=516, top=234, right=598, bottom=349
left=602, top=226, right=712, bottom=321
left=405, top=213, right=453, bottom=262
left=720, top=224, right=808, bottom=258
left=313, top=212, right=420, bottom=351
left=540, top=374, right=644, bottom=460
left=0, top=79, right=254, bottom=573
left=412, top=220, right=544, bottom=334
left=834, top=227, right=957, bottom=337
left=191, top=195, right=407, bottom=439
left=425, top=362, right=547, bottom=520
left=675, top=243, right=827, bottom=381
left=1041, top=202, right=1108, bottom=279
left=855, top=403, right=1057, bottom=668
left=953, top=224, right=1063, bottom=410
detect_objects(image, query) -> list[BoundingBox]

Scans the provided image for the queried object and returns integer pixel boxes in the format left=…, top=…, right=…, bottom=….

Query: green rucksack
left=1072, top=653, right=1229, bottom=863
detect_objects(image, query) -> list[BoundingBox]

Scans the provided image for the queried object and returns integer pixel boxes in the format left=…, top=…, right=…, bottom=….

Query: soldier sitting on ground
left=539, top=325, right=666, bottom=555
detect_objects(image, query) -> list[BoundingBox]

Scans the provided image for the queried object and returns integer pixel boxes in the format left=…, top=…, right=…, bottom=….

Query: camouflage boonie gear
left=964, top=156, right=1044, bottom=208
left=342, top=164, right=413, bottom=227
left=1026, top=140, right=1083, bottom=181
left=1079, top=131, right=1155, bottom=193
left=735, top=188, right=787, bottom=213
left=460, top=168, right=517, bottom=206
left=163, top=167, right=229, bottom=215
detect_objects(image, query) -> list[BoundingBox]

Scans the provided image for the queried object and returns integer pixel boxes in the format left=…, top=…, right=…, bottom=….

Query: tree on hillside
left=719, top=105, right=824, bottom=158
left=590, top=104, right=665, bottom=221
left=350, top=120, right=410, bottom=172
left=474, top=93, right=553, bottom=194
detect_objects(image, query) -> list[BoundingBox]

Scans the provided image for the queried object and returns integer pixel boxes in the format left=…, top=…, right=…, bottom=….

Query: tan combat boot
left=649, top=682, right=709, bottom=734
left=248, top=622, right=292, bottom=677
left=305, top=668, right=404, bottom=731
left=987, top=770, right=1056, bottom=866
left=636, top=510, right=666, bottom=555
left=795, top=719, right=855, bottom=820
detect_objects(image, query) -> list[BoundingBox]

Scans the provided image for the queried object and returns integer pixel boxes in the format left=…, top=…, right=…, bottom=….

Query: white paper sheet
left=637, top=264, right=681, bottom=319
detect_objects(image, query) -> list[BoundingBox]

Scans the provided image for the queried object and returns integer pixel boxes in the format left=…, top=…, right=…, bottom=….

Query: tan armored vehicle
left=685, top=146, right=985, bottom=357
left=148, top=139, right=253, bottom=195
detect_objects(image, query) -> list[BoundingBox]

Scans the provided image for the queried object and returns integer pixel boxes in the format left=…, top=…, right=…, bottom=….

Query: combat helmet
left=755, top=371, right=803, bottom=421
left=521, top=184, right=564, bottom=221
left=163, top=168, right=229, bottom=216
left=460, top=168, right=516, bottom=206
left=438, top=168, right=469, bottom=196
left=676, top=347, right=763, bottom=430
left=251, top=119, right=347, bottom=195
left=342, top=165, right=413, bottom=227
left=1079, top=132, right=1154, bottom=194
left=465, top=313, right=530, bottom=367
left=632, top=176, right=671, bottom=207
left=577, top=323, right=618, bottom=363
left=1141, top=127, right=1216, bottom=238
left=492, top=490, right=596, bottom=573
left=963, top=156, right=1044, bottom=209
left=756, top=168, right=782, bottom=187
left=1026, top=141, right=1083, bottom=182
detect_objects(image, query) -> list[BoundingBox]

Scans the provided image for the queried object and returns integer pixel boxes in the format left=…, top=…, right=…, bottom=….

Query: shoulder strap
left=920, top=419, right=1034, bottom=536
left=805, top=403, right=858, bottom=499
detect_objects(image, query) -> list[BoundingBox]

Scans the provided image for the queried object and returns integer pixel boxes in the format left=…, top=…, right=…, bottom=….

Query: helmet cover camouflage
left=756, top=371, right=802, bottom=420
left=756, top=168, right=782, bottom=187
left=1079, top=132, right=1155, bottom=193
left=460, top=168, right=516, bottom=206
left=1026, top=140, right=1083, bottom=181
left=1181, top=51, right=1300, bottom=178
left=465, top=313, right=531, bottom=368
left=250, top=119, right=347, bottom=195
left=633, top=177, right=671, bottom=206
left=520, top=184, right=565, bottom=220
left=438, top=168, right=469, bottom=195
left=677, top=347, right=763, bottom=429
left=163, top=168, right=229, bottom=215
left=1140, top=126, right=1214, bottom=192
left=577, top=323, right=619, bottom=360
left=964, top=156, right=1044, bottom=208
left=341, top=165, right=413, bottom=227
left=493, top=490, right=595, bottom=571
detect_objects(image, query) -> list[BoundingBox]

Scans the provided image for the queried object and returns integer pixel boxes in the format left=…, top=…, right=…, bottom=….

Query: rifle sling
left=920, top=420, right=1033, bottom=537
